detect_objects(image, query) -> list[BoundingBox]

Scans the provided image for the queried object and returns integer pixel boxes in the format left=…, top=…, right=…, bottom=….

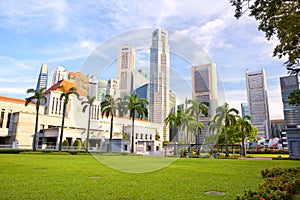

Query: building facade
left=97, top=80, right=107, bottom=101
left=36, top=64, right=48, bottom=91
left=241, top=103, right=249, bottom=117
left=50, top=66, right=67, bottom=86
left=68, top=72, right=89, bottom=97
left=106, top=78, right=120, bottom=98
left=246, top=69, right=270, bottom=139
left=280, top=75, right=300, bottom=126
left=149, top=28, right=170, bottom=141
left=116, top=45, right=135, bottom=98
left=88, top=75, right=98, bottom=98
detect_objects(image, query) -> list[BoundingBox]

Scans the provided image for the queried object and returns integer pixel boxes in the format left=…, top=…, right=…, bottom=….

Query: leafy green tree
left=288, top=89, right=300, bottom=106
left=211, top=103, right=239, bottom=157
left=100, top=94, right=120, bottom=153
left=58, top=86, right=79, bottom=151
left=125, top=93, right=149, bottom=153
left=25, top=88, right=47, bottom=151
left=81, top=96, right=96, bottom=152
left=236, top=115, right=252, bottom=156
left=165, top=109, right=182, bottom=142
left=230, top=0, right=300, bottom=69
left=186, top=99, right=209, bottom=144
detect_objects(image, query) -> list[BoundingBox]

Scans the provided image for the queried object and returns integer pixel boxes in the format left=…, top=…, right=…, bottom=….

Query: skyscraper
left=191, top=63, right=219, bottom=143
left=50, top=66, right=67, bottom=86
left=88, top=75, right=98, bottom=98
left=246, top=69, right=270, bottom=138
left=68, top=72, right=89, bottom=97
left=149, top=28, right=170, bottom=141
left=97, top=80, right=107, bottom=101
left=116, top=44, right=135, bottom=98
left=280, top=75, right=300, bottom=126
left=36, top=64, right=48, bottom=91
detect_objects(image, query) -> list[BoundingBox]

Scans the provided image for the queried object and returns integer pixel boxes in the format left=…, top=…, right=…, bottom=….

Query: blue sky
left=0, top=0, right=288, bottom=119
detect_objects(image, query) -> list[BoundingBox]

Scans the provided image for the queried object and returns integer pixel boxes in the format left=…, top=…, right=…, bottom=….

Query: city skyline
left=0, top=1, right=289, bottom=119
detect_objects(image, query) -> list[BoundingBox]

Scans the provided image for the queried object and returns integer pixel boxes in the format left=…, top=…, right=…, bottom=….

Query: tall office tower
left=36, top=64, right=48, bottom=91
left=192, top=63, right=219, bottom=143
left=87, top=75, right=98, bottom=98
left=116, top=44, right=135, bottom=98
left=149, top=28, right=170, bottom=141
left=50, top=66, right=67, bottom=86
left=241, top=103, right=249, bottom=117
left=246, top=69, right=270, bottom=139
left=106, top=78, right=120, bottom=98
left=280, top=75, right=300, bottom=126
left=97, top=80, right=107, bottom=101
left=68, top=72, right=89, bottom=97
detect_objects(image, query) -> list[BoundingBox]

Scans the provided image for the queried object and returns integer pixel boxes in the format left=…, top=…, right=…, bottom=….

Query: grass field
left=0, top=154, right=299, bottom=200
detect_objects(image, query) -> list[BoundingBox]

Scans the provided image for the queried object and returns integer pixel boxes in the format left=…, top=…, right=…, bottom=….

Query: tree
left=81, top=96, right=96, bottom=152
left=25, top=88, right=47, bottom=151
left=288, top=89, right=300, bottom=106
left=230, top=0, right=300, bottom=70
left=165, top=109, right=182, bottom=142
left=58, top=86, right=79, bottom=151
left=100, top=94, right=120, bottom=153
left=236, top=115, right=252, bottom=156
left=212, top=103, right=239, bottom=157
left=125, top=93, right=149, bottom=153
left=186, top=99, right=209, bottom=144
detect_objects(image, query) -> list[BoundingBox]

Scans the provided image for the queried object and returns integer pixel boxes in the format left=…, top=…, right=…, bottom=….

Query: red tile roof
left=0, top=96, right=33, bottom=105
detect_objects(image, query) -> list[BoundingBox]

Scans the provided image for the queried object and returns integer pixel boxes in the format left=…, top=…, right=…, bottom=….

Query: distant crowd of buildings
left=0, top=28, right=299, bottom=152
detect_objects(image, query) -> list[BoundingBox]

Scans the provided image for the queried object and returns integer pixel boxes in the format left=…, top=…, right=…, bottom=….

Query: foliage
left=237, top=167, right=300, bottom=200
left=100, top=94, right=120, bottom=153
left=230, top=0, right=300, bottom=69
left=73, top=139, right=82, bottom=150
left=125, top=93, right=149, bottom=153
left=210, top=102, right=239, bottom=157
left=288, top=89, right=300, bottom=106
left=62, top=139, right=69, bottom=147
left=165, top=109, right=182, bottom=142
left=25, top=88, right=47, bottom=151
left=155, top=133, right=160, bottom=140
left=58, top=85, right=79, bottom=151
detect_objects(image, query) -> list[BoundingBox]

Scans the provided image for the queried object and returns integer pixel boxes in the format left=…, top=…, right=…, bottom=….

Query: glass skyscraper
left=36, top=64, right=48, bottom=91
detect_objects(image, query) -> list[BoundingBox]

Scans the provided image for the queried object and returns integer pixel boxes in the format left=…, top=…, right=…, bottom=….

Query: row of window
left=0, top=108, right=12, bottom=129
left=135, top=133, right=153, bottom=140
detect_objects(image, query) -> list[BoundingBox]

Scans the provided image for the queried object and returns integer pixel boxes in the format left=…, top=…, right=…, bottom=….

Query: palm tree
left=165, top=109, right=182, bottom=142
left=81, top=96, right=96, bottom=152
left=213, top=102, right=239, bottom=157
left=180, top=109, right=193, bottom=143
left=236, top=115, right=252, bottom=156
left=25, top=88, right=47, bottom=151
left=100, top=94, right=120, bottom=153
left=125, top=93, right=149, bottom=153
left=58, top=86, right=79, bottom=151
left=186, top=99, right=209, bottom=144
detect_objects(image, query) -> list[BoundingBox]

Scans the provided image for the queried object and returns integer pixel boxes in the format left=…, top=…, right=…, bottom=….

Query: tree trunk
left=33, top=105, right=39, bottom=151
left=225, top=127, right=229, bottom=157
left=59, top=102, right=67, bottom=152
left=109, top=115, right=113, bottom=153
left=241, top=129, right=245, bottom=156
left=131, top=111, right=135, bottom=153
left=86, top=105, right=91, bottom=152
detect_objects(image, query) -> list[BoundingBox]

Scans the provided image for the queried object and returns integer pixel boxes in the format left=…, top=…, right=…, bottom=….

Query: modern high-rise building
left=68, top=72, right=89, bottom=97
left=97, top=80, right=107, bottom=101
left=149, top=28, right=170, bottom=141
left=87, top=75, right=98, bottom=98
left=280, top=75, right=300, bottom=126
left=50, top=66, right=67, bottom=86
left=241, top=103, right=249, bottom=117
left=191, top=63, right=219, bottom=143
left=36, top=64, right=48, bottom=91
left=116, top=44, right=135, bottom=98
left=246, top=69, right=270, bottom=139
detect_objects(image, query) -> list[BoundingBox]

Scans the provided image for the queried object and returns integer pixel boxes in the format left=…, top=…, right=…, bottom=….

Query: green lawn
left=0, top=154, right=299, bottom=200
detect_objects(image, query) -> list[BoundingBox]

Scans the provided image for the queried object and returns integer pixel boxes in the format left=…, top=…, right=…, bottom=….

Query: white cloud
left=0, top=87, right=29, bottom=95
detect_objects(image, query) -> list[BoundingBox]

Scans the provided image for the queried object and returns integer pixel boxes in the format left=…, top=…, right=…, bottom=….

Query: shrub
left=73, top=139, right=82, bottom=150
left=62, top=139, right=69, bottom=148
left=237, top=167, right=300, bottom=199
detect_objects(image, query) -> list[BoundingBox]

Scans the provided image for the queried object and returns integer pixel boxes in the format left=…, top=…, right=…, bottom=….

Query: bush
left=73, top=139, right=82, bottom=150
left=62, top=139, right=69, bottom=148
left=237, top=167, right=300, bottom=199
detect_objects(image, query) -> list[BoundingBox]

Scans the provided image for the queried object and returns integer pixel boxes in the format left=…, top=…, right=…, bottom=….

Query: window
left=140, top=134, right=143, bottom=139
left=0, top=109, right=5, bottom=128
left=150, top=134, right=152, bottom=140
left=145, top=134, right=148, bottom=140
left=6, top=110, right=12, bottom=128
left=136, top=133, right=138, bottom=139
left=124, top=145, right=128, bottom=151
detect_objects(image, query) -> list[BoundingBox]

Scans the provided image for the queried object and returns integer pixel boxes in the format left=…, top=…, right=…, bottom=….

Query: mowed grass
left=0, top=154, right=299, bottom=200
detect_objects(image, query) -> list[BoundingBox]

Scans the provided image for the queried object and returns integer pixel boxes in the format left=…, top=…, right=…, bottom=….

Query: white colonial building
left=0, top=80, right=163, bottom=153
